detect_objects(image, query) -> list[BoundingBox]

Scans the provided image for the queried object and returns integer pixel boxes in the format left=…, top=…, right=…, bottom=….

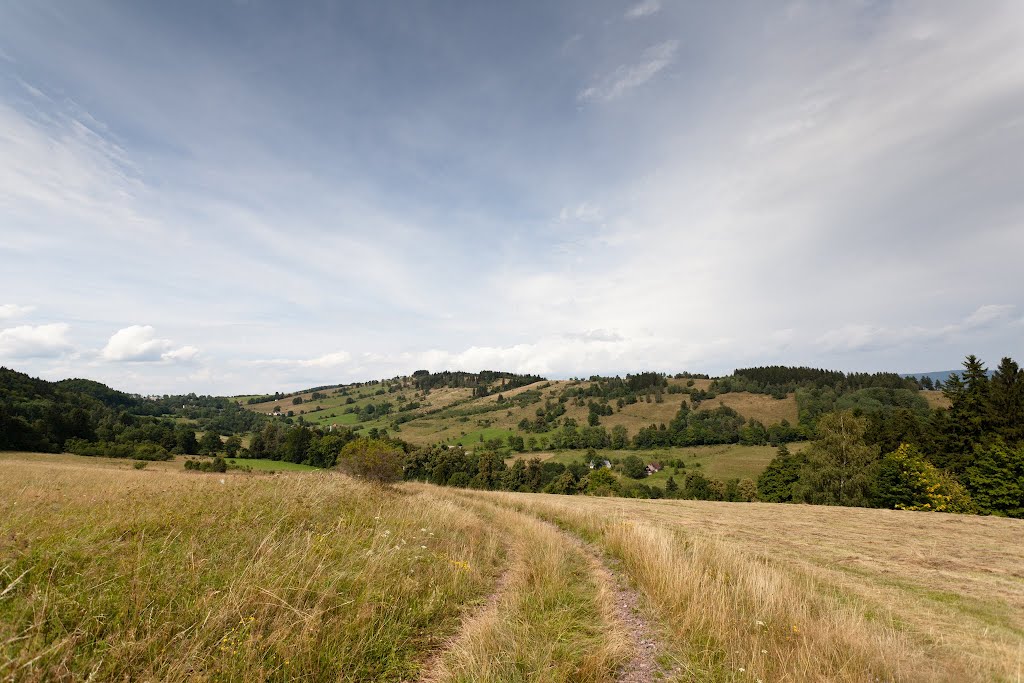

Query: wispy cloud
left=578, top=40, right=679, bottom=102
left=625, top=0, right=661, bottom=20
left=815, top=305, right=1018, bottom=353
left=0, top=304, right=35, bottom=320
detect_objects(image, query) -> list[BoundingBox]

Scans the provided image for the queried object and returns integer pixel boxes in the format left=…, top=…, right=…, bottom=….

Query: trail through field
left=415, top=555, right=516, bottom=682
left=419, top=491, right=635, bottom=682
left=538, top=517, right=673, bottom=683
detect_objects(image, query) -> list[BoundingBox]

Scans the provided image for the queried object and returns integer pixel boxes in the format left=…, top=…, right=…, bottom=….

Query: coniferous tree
left=989, top=357, right=1024, bottom=444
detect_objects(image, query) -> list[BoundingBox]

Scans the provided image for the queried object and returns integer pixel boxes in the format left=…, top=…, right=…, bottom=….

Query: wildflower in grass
left=756, top=620, right=765, bottom=626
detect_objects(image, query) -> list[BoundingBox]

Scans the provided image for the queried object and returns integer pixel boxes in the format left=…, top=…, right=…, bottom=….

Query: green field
left=227, top=458, right=318, bottom=472
left=511, top=442, right=808, bottom=484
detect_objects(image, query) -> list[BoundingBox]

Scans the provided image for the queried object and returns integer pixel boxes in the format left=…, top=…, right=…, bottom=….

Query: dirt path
left=537, top=519, right=673, bottom=683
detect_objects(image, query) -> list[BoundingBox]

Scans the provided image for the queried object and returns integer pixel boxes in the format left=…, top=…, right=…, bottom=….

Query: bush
left=336, top=437, right=404, bottom=484
left=183, top=456, right=228, bottom=473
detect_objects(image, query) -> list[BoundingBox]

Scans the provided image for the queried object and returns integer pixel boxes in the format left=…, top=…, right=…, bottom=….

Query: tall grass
left=475, top=492, right=1021, bottom=682
left=422, top=492, right=630, bottom=682
left=0, top=459, right=504, bottom=681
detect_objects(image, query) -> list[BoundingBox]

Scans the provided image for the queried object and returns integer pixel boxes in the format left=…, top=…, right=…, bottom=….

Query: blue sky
left=1, top=0, right=1022, bottom=394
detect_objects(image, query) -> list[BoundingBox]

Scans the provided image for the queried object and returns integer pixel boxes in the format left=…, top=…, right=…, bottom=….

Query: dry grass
left=0, top=455, right=506, bottom=682
left=11, top=452, right=1017, bottom=681
left=421, top=491, right=630, bottom=682
left=921, top=390, right=952, bottom=409
left=461, top=491, right=1024, bottom=682
left=710, top=392, right=798, bottom=424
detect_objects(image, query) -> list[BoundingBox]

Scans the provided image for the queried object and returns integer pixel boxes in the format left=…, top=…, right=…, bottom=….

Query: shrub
left=336, top=437, right=404, bottom=484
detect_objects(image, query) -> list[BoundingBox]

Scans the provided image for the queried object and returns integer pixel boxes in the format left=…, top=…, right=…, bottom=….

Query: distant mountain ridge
left=901, top=369, right=994, bottom=384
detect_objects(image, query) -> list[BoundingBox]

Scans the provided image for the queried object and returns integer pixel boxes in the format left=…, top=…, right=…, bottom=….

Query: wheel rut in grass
left=414, top=563, right=515, bottom=683
left=413, top=499, right=517, bottom=683
left=536, top=517, right=673, bottom=683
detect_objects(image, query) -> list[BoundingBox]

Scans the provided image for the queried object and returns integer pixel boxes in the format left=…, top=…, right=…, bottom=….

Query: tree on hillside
left=963, top=441, right=1024, bottom=518
left=585, top=467, right=620, bottom=496
left=284, top=425, right=313, bottom=463
left=757, top=444, right=807, bottom=503
left=794, top=411, right=879, bottom=507
left=665, top=475, right=679, bottom=497
left=224, top=434, right=242, bottom=458
left=873, top=444, right=974, bottom=513
left=610, top=424, right=629, bottom=450
left=199, top=430, right=222, bottom=455
left=989, top=358, right=1024, bottom=444
left=621, top=455, right=647, bottom=479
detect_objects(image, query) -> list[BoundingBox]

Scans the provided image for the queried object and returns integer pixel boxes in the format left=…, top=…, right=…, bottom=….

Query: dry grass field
left=462, top=491, right=1024, bottom=683
left=6, top=451, right=1018, bottom=682
left=921, top=390, right=952, bottom=409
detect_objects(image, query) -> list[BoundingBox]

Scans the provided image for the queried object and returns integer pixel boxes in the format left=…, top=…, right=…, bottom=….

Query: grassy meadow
left=3, top=451, right=1020, bottom=682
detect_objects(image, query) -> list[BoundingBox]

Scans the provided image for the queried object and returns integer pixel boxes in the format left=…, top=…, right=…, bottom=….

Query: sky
left=1, top=0, right=1023, bottom=395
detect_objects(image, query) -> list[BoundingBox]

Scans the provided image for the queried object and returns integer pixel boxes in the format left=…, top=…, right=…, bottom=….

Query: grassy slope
left=512, top=442, right=809, bottom=483
left=241, top=378, right=799, bottom=441
left=0, top=453, right=506, bottom=681
left=466, top=490, right=1024, bottom=682
left=2, top=452, right=1020, bottom=682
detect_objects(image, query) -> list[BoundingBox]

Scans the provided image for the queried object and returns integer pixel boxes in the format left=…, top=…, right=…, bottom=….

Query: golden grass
left=12, top=452, right=1017, bottom=681
left=0, top=455, right=506, bottom=681
left=461, top=491, right=1024, bottom=682
left=710, top=392, right=799, bottom=424
left=421, top=491, right=630, bottom=682
left=921, top=390, right=952, bottom=409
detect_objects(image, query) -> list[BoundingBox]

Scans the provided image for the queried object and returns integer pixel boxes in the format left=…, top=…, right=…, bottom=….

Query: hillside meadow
left=2, top=451, right=1021, bottom=682
left=244, top=378, right=799, bottom=450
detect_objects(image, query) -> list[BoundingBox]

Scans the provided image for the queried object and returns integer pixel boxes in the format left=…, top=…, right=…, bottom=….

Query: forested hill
left=0, top=366, right=265, bottom=456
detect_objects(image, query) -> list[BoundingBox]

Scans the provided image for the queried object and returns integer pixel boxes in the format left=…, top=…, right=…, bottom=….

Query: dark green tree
left=621, top=455, right=647, bottom=479
left=756, top=444, right=807, bottom=503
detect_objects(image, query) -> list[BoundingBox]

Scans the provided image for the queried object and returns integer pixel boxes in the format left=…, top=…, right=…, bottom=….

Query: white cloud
left=0, top=323, right=72, bottom=359
left=578, top=40, right=679, bottom=102
left=101, top=325, right=197, bottom=363
left=0, top=304, right=35, bottom=320
left=625, top=0, right=661, bottom=19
